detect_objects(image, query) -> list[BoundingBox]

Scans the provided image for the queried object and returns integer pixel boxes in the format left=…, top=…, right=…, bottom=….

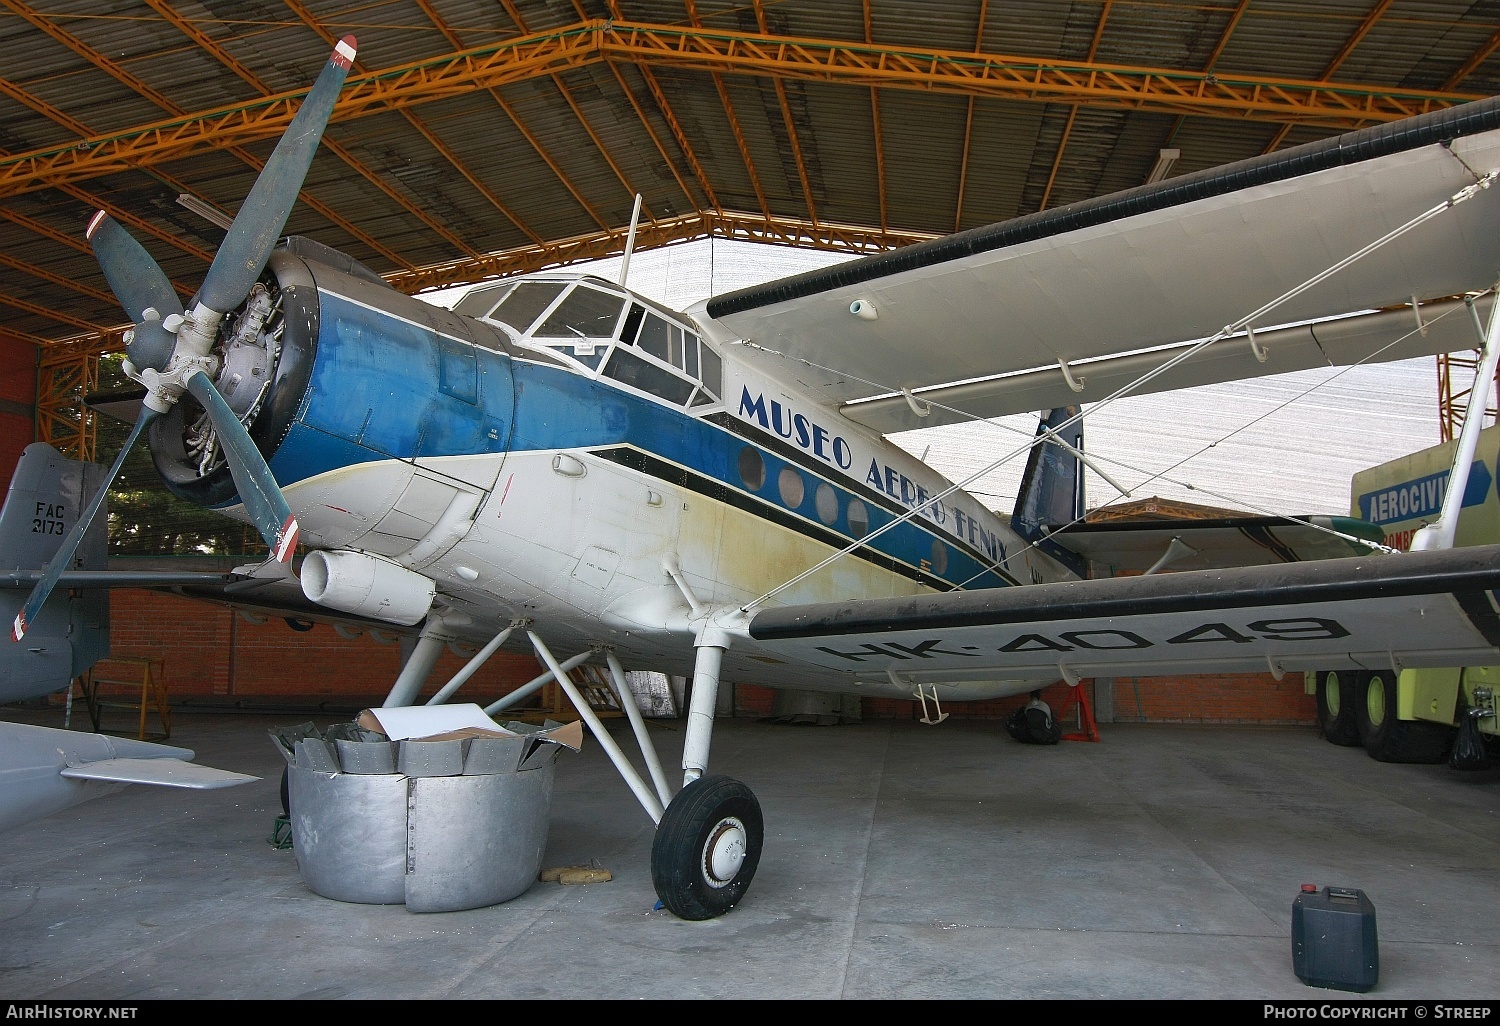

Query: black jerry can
left=1292, top=885, right=1379, bottom=992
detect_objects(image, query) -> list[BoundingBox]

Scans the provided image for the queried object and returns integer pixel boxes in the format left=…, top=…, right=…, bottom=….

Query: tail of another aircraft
left=1011, top=406, right=1088, bottom=576
left=0, top=443, right=110, bottom=703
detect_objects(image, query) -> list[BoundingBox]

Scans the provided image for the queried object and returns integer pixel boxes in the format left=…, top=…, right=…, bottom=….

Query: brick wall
left=107, top=589, right=542, bottom=706
left=0, top=337, right=37, bottom=488
left=107, top=592, right=1314, bottom=725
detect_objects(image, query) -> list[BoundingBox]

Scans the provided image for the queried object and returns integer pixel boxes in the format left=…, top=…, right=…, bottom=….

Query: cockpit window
left=534, top=285, right=627, bottom=340
left=699, top=342, right=722, bottom=399
left=452, top=282, right=514, bottom=318
left=489, top=281, right=567, bottom=333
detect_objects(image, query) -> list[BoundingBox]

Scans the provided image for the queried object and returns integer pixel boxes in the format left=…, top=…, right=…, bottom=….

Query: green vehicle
left=1309, top=425, right=1500, bottom=763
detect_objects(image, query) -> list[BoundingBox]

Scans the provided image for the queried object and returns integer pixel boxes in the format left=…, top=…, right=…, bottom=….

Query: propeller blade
left=197, top=35, right=356, bottom=315
left=11, top=407, right=157, bottom=642
left=183, top=372, right=299, bottom=564
left=86, top=211, right=184, bottom=372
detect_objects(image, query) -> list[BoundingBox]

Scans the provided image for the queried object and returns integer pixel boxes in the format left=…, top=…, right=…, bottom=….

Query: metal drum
left=283, top=733, right=561, bottom=912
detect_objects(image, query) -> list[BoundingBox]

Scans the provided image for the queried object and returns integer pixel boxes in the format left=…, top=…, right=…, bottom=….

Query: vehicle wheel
left=651, top=774, right=763, bottom=921
left=280, top=766, right=290, bottom=816
left=1315, top=670, right=1362, bottom=747
left=1355, top=669, right=1455, bottom=764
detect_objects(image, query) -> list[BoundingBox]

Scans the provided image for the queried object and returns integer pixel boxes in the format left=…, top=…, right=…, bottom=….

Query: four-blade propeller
left=11, top=35, right=356, bottom=642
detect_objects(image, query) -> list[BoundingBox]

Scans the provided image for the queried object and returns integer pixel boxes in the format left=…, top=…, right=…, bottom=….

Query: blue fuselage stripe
left=269, top=290, right=1010, bottom=591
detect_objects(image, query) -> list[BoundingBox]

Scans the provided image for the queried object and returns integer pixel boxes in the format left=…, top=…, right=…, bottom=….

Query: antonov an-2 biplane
left=10, top=36, right=1500, bottom=919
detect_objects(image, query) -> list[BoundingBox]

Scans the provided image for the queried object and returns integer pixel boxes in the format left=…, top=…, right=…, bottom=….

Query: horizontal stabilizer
left=1051, top=515, right=1383, bottom=573
left=1, top=571, right=240, bottom=589
left=60, top=758, right=258, bottom=789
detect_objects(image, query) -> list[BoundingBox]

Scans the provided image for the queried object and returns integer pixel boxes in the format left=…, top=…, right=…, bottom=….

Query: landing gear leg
left=651, top=629, right=763, bottom=919
left=381, top=620, right=446, bottom=707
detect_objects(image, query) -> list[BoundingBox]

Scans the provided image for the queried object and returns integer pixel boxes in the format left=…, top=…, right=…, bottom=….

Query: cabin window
left=738, top=447, right=766, bottom=491
left=815, top=482, right=839, bottom=525
left=847, top=499, right=869, bottom=539
left=489, top=281, right=567, bottom=333
left=534, top=285, right=627, bottom=340
left=602, top=348, right=696, bottom=405
left=930, top=539, right=949, bottom=575
left=778, top=467, right=805, bottom=509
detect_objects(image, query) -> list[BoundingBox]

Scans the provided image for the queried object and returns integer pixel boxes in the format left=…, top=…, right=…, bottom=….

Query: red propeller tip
left=85, top=210, right=108, bottom=240
left=275, top=517, right=300, bottom=564
left=333, top=35, right=357, bottom=68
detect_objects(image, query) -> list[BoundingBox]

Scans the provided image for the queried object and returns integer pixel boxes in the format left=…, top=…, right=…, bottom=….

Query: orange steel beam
left=1263, top=0, right=1395, bottom=155
left=1444, top=25, right=1500, bottom=90
left=385, top=209, right=938, bottom=294
left=33, top=210, right=934, bottom=386
left=436, top=0, right=629, bottom=232
left=1162, top=0, right=1253, bottom=146
left=686, top=0, right=771, bottom=219
left=1040, top=1, right=1112, bottom=212
left=35, top=345, right=102, bottom=461
left=953, top=0, right=991, bottom=231
left=280, top=0, right=531, bottom=245
left=0, top=287, right=110, bottom=333
left=604, top=2, right=722, bottom=214
left=2, top=0, right=410, bottom=268
left=5, top=20, right=1476, bottom=199
left=863, top=1, right=886, bottom=233
left=751, top=0, right=817, bottom=225
left=0, top=251, right=118, bottom=306
left=0, top=70, right=222, bottom=283
left=598, top=57, right=702, bottom=213
left=152, top=0, right=476, bottom=258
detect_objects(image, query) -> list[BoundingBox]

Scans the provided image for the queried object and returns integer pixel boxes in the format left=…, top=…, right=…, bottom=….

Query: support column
left=682, top=628, right=730, bottom=785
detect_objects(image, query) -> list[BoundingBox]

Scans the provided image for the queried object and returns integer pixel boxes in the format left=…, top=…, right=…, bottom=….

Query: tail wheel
left=1355, top=669, right=1455, bottom=764
left=1315, top=670, right=1362, bottom=747
left=651, top=775, right=763, bottom=921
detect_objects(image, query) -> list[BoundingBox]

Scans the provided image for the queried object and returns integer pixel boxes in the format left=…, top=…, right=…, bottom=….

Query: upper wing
left=744, top=545, right=1500, bottom=687
left=695, top=99, right=1500, bottom=431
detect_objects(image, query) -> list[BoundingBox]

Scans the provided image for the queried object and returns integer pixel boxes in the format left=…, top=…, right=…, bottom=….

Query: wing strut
left=1413, top=291, right=1500, bottom=551
left=743, top=172, right=1499, bottom=612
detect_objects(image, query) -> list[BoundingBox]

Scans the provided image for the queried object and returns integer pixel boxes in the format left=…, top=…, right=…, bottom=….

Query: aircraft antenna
left=618, top=193, right=643, bottom=287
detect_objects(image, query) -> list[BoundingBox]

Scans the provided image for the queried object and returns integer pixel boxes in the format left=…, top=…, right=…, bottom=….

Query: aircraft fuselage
left=158, top=241, right=1074, bottom=699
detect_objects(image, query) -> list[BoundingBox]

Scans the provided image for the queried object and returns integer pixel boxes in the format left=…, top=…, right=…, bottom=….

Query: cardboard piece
left=355, top=706, right=584, bottom=751
left=357, top=704, right=503, bottom=741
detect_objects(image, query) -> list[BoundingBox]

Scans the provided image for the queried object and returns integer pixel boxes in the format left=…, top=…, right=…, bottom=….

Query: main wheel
left=651, top=774, right=763, bottom=920
left=1315, top=670, right=1362, bottom=746
left=1355, top=669, right=1455, bottom=764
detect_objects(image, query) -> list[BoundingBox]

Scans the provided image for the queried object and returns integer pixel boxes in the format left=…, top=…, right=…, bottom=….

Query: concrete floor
left=2, top=709, right=1497, bottom=1000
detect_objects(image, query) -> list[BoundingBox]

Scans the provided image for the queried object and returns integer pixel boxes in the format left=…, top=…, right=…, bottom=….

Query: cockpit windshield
left=489, top=281, right=568, bottom=333
left=533, top=285, right=626, bottom=340
left=459, top=275, right=724, bottom=411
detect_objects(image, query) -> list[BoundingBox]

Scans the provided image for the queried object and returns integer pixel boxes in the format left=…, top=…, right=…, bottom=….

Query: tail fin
left=1012, top=406, right=1086, bottom=538
left=1, top=444, right=110, bottom=701
left=1011, top=407, right=1088, bottom=576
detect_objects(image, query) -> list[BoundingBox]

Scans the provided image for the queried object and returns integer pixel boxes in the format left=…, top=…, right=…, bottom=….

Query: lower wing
left=746, top=545, right=1500, bottom=686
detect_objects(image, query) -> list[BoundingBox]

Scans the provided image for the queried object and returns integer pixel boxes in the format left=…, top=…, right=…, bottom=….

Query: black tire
left=651, top=774, right=763, bottom=920
left=1355, top=669, right=1455, bottom=764
left=1315, top=670, right=1362, bottom=747
left=280, top=766, right=290, bottom=817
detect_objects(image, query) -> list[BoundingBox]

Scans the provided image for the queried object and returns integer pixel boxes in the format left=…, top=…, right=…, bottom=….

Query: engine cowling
left=300, top=549, right=435, bottom=625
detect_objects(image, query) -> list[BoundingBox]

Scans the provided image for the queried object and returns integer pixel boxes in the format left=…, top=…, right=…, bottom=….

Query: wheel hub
left=702, top=816, right=747, bottom=887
